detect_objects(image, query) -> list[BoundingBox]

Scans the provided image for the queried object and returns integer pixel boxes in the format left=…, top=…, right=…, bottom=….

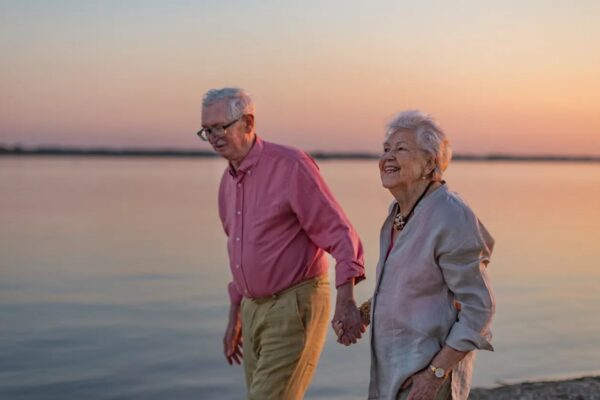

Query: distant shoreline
left=1, top=146, right=599, bottom=162
left=470, top=375, right=600, bottom=399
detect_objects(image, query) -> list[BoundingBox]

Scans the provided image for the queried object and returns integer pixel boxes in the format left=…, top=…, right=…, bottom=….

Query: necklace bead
left=392, top=180, right=435, bottom=232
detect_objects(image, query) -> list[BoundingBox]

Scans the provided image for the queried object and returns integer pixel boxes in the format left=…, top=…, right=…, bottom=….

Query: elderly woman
left=339, top=110, right=495, bottom=400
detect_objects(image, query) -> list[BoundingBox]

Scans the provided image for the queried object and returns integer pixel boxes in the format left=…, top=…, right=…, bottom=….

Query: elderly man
left=198, top=87, right=366, bottom=399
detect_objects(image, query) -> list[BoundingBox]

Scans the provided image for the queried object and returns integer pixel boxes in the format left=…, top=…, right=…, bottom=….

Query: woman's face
left=379, top=129, right=430, bottom=190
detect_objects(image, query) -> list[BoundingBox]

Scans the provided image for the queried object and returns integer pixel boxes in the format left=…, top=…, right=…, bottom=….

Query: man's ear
left=243, top=114, right=255, bottom=133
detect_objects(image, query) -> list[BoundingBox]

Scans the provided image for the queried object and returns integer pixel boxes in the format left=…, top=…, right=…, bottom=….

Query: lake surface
left=1, top=157, right=599, bottom=399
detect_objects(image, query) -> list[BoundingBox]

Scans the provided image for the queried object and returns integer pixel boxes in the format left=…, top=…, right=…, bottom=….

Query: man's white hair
left=202, top=87, right=255, bottom=119
left=385, top=110, right=452, bottom=180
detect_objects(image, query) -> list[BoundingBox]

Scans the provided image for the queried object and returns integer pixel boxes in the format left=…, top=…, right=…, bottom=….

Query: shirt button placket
left=235, top=177, right=248, bottom=297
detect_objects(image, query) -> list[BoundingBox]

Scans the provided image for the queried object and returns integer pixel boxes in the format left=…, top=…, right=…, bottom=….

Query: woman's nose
left=380, top=151, right=394, bottom=161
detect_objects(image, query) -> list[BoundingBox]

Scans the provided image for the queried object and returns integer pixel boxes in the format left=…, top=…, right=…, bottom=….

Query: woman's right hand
left=359, top=299, right=371, bottom=326
left=334, top=299, right=371, bottom=342
left=333, top=320, right=344, bottom=339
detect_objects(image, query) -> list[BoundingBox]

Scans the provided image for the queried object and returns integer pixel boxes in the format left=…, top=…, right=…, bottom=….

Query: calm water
left=1, top=157, right=599, bottom=399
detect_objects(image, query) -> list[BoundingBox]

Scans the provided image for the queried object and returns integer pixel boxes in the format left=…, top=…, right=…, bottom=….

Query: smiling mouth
left=383, top=165, right=400, bottom=174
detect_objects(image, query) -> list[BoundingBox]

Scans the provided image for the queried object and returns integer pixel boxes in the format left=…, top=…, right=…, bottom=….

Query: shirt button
left=237, top=211, right=241, bottom=215
left=237, top=183, right=242, bottom=187
left=235, top=264, right=240, bottom=269
left=244, top=289, right=248, bottom=294
left=236, top=237, right=240, bottom=241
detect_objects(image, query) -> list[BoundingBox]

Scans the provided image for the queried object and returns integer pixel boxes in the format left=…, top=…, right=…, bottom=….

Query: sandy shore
left=470, top=375, right=600, bottom=399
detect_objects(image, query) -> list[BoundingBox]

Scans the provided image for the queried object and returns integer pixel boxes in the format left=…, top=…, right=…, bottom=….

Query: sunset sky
left=1, top=1, right=599, bottom=155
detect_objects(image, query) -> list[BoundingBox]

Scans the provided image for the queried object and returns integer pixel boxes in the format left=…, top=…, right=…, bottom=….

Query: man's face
left=201, top=99, right=252, bottom=163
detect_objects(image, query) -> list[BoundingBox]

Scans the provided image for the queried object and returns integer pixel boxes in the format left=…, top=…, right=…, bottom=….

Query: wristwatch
left=429, top=364, right=447, bottom=379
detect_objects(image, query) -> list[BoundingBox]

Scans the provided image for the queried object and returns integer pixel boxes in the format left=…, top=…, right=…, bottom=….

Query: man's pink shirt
left=218, top=136, right=365, bottom=304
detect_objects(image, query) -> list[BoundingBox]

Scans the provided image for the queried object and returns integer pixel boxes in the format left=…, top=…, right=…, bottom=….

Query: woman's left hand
left=402, top=369, right=445, bottom=400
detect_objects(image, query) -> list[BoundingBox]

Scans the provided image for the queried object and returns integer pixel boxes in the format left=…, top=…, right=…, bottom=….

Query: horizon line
left=1, top=145, right=600, bottom=163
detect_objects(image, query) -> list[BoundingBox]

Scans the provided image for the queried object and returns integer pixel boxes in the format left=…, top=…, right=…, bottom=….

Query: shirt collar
left=227, top=135, right=264, bottom=177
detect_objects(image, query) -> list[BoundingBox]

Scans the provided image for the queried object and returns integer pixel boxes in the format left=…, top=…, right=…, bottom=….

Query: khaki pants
left=241, top=276, right=330, bottom=400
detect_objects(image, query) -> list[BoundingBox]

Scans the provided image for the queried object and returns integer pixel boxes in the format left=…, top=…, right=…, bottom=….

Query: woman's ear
left=424, top=156, right=436, bottom=177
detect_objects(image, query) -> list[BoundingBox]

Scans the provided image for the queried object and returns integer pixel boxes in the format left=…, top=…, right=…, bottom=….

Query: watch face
left=434, top=368, right=445, bottom=378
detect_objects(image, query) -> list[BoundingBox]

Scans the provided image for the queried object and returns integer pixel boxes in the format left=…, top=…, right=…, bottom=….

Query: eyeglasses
left=197, top=115, right=243, bottom=141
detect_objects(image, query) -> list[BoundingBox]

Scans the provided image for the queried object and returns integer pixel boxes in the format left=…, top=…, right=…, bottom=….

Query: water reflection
left=0, top=157, right=599, bottom=399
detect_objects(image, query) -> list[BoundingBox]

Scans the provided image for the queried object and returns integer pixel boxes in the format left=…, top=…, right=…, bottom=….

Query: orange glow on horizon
left=1, top=1, right=599, bottom=155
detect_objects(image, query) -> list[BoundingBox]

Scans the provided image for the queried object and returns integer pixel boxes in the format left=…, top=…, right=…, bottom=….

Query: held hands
left=332, top=299, right=370, bottom=346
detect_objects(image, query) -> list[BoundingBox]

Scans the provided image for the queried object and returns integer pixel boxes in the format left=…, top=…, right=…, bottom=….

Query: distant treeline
left=0, top=146, right=217, bottom=158
left=1, top=145, right=599, bottom=162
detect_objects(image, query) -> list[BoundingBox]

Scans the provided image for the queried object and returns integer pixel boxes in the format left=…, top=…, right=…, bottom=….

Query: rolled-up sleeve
left=439, top=215, right=495, bottom=352
left=288, top=155, right=365, bottom=288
